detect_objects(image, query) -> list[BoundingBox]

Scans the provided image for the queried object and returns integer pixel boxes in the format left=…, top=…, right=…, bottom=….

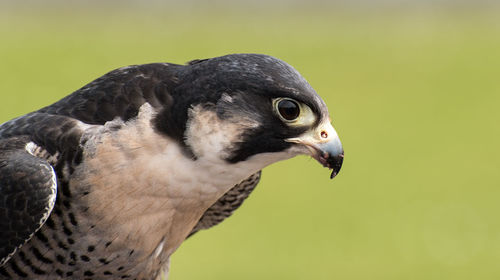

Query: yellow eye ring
left=273, top=98, right=316, bottom=127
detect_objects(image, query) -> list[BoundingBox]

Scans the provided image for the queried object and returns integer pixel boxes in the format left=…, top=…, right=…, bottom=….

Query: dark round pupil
left=278, top=100, right=300, bottom=120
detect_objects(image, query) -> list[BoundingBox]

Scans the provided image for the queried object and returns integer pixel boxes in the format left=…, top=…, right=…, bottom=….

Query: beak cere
left=286, top=121, right=344, bottom=179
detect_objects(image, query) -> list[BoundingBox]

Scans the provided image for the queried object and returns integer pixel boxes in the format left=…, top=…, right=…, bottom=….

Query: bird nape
left=0, top=53, right=344, bottom=279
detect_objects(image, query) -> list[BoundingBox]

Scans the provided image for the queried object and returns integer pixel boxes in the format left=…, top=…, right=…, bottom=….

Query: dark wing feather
left=38, top=63, right=179, bottom=125
left=0, top=137, right=57, bottom=266
left=189, top=171, right=261, bottom=237
left=0, top=111, right=87, bottom=267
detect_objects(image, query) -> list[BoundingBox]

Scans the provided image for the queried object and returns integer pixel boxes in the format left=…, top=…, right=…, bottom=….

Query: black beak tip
left=328, top=152, right=344, bottom=180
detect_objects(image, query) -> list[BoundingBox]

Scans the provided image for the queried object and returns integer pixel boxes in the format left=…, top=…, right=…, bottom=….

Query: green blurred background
left=1, top=1, right=499, bottom=279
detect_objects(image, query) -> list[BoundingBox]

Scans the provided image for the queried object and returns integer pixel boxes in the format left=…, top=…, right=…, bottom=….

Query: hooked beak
left=286, top=121, right=344, bottom=179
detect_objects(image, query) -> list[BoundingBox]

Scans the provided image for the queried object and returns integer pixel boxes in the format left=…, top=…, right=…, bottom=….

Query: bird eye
left=272, top=97, right=316, bottom=127
left=276, top=99, right=300, bottom=121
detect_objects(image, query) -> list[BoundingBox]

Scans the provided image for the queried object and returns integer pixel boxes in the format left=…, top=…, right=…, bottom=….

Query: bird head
left=156, top=54, right=344, bottom=179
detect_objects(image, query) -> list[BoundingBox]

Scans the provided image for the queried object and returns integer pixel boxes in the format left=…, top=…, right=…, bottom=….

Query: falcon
left=0, top=54, right=343, bottom=279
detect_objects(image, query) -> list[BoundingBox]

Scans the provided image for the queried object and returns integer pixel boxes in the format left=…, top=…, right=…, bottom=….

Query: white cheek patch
left=184, top=105, right=259, bottom=160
